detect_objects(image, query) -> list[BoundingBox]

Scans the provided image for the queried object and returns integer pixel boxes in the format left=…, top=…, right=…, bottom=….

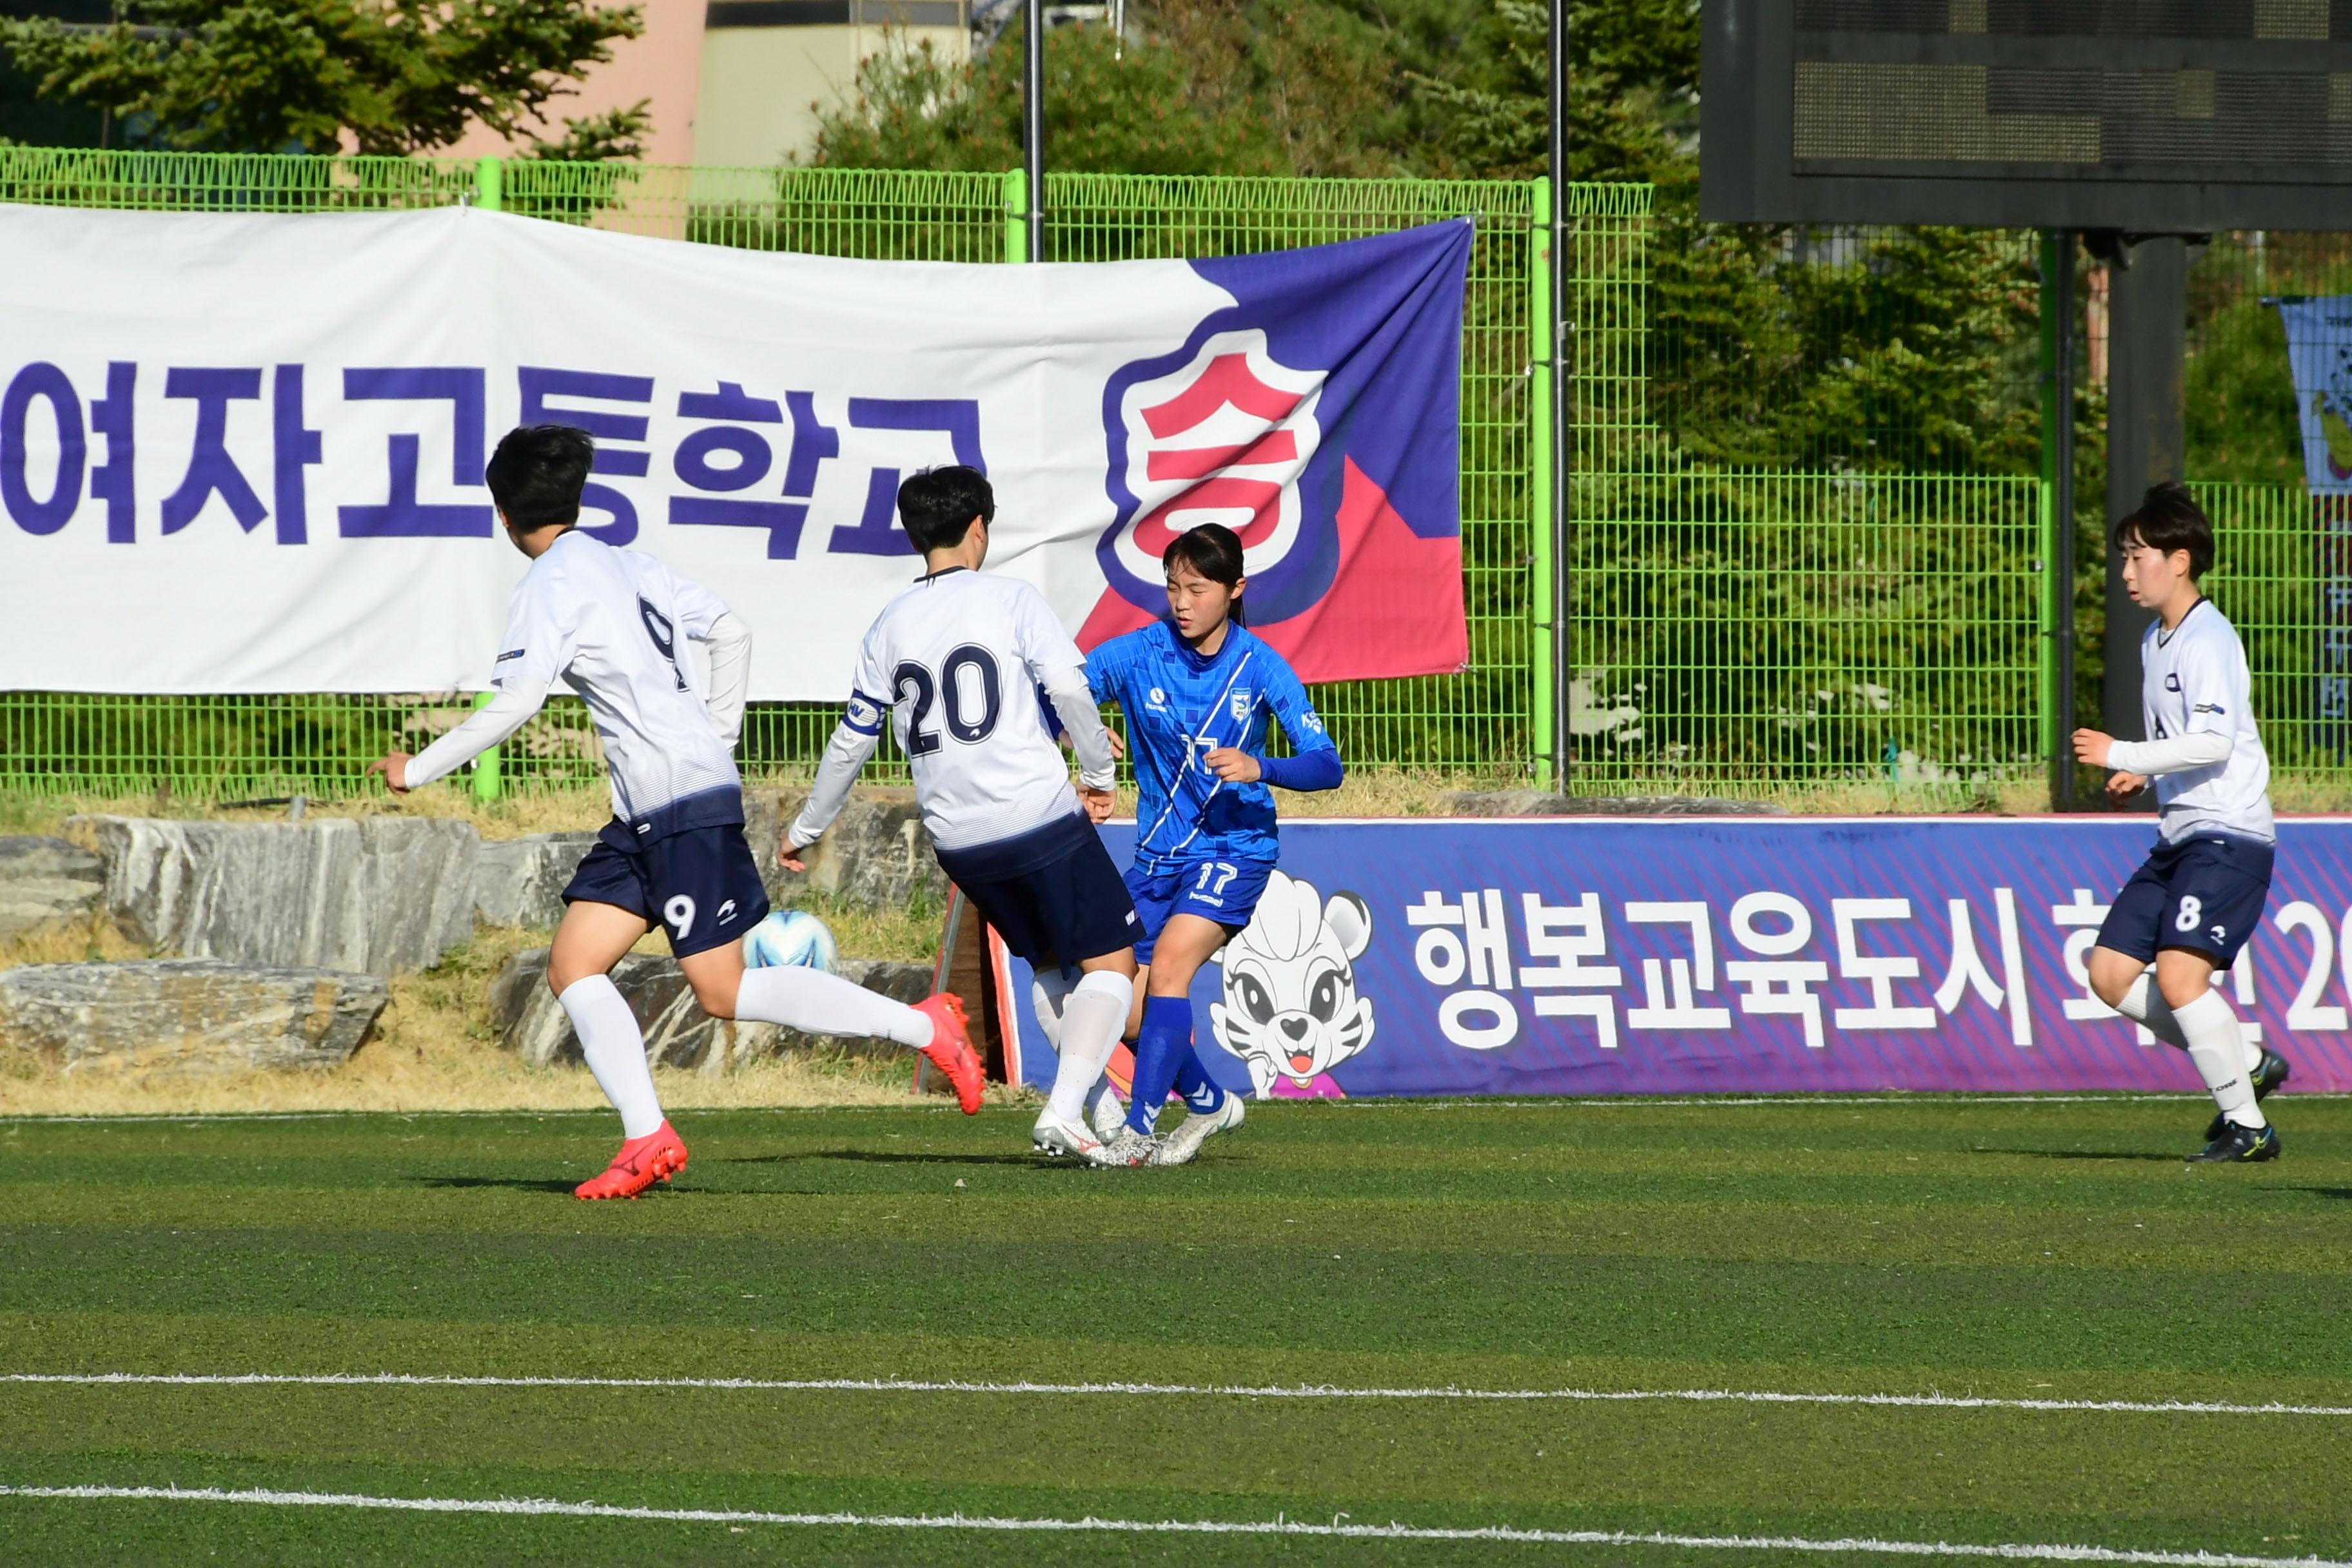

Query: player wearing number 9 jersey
left=371, top=426, right=983, bottom=1201
left=789, top=467, right=1146, bottom=1165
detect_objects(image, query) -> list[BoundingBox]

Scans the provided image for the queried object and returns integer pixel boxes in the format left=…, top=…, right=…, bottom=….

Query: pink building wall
left=446, top=0, right=708, bottom=166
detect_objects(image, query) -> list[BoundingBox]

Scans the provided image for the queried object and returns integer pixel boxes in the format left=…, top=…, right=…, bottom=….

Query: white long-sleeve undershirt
left=1043, top=670, right=1117, bottom=792
left=789, top=721, right=879, bottom=850
left=402, top=681, right=550, bottom=790
left=701, top=610, right=752, bottom=747
left=2106, top=730, right=2231, bottom=777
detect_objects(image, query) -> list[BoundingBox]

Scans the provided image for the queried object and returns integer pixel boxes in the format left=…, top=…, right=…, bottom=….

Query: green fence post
left=1003, top=169, right=1027, bottom=265
left=472, top=158, right=504, bottom=800
left=469, top=690, right=502, bottom=801
left=1529, top=177, right=1556, bottom=786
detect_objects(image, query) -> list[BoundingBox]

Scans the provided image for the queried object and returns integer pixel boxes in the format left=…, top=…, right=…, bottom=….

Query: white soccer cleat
left=1087, top=1085, right=1128, bottom=1143
left=1031, top=1108, right=1104, bottom=1160
left=1148, top=1094, right=1246, bottom=1167
left=1084, top=1126, right=1159, bottom=1168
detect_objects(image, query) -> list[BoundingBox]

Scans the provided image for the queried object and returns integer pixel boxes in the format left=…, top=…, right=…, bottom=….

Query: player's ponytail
left=1162, top=524, right=1247, bottom=627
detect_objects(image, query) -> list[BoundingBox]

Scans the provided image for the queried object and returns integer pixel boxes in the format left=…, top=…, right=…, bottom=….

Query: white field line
left=0, top=1483, right=2342, bottom=1567
left=8, top=1372, right=2351, bottom=1418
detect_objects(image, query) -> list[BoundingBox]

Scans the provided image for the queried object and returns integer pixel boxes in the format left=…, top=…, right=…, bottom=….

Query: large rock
left=489, top=946, right=933, bottom=1072
left=1438, top=790, right=1788, bottom=818
left=0, top=959, right=385, bottom=1076
left=747, top=788, right=948, bottom=912
left=0, top=836, right=104, bottom=939
left=473, top=831, right=596, bottom=929
left=63, top=815, right=479, bottom=977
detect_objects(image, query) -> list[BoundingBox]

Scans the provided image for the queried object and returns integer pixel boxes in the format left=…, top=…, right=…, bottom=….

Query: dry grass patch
left=0, top=922, right=990, bottom=1117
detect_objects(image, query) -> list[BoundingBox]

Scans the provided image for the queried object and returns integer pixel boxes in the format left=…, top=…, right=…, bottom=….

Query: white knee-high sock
left=2173, top=988, right=2264, bottom=1128
left=560, top=975, right=665, bottom=1139
left=734, top=966, right=934, bottom=1049
left=2114, top=972, right=2190, bottom=1052
left=1030, top=970, right=1076, bottom=1048
left=1046, top=971, right=1133, bottom=1123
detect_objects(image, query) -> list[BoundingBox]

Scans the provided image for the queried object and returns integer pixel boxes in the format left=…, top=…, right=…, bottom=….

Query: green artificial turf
left=0, top=1097, right=2347, bottom=1566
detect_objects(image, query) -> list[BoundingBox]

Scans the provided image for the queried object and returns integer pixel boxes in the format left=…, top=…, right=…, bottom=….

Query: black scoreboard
left=1703, top=0, right=2352, bottom=229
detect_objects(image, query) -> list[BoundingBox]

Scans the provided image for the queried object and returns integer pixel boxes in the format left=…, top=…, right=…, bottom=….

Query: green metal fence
left=2195, top=484, right=2352, bottom=781
left=1567, top=471, right=2046, bottom=792
left=4, top=150, right=2336, bottom=801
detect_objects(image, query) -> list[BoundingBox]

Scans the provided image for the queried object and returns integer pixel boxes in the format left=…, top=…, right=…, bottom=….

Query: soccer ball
left=743, top=908, right=838, bottom=972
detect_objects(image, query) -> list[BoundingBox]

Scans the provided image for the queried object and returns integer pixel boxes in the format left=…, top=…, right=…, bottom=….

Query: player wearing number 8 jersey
left=2072, top=483, right=2288, bottom=1163
left=787, top=467, right=1144, bottom=1165
left=369, top=427, right=981, bottom=1200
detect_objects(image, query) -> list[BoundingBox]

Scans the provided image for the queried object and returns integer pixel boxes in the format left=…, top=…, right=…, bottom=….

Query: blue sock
left=1126, top=995, right=1194, bottom=1136
left=1173, top=1051, right=1226, bottom=1116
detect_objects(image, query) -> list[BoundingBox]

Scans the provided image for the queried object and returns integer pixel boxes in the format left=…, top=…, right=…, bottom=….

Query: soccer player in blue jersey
left=1077, top=523, right=1345, bottom=1166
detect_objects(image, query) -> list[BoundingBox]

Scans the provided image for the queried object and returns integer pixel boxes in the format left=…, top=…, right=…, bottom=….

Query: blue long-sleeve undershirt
left=1256, top=748, right=1345, bottom=792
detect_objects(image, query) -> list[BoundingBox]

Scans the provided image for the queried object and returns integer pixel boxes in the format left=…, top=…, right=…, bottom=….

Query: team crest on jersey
left=1209, top=870, right=1377, bottom=1099
left=1229, top=689, right=1251, bottom=722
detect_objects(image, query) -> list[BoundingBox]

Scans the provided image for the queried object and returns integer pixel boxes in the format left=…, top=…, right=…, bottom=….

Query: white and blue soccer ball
left=743, top=908, right=838, bottom=972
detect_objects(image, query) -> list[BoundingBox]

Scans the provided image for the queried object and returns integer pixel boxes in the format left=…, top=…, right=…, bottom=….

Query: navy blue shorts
left=2097, top=832, right=2275, bottom=968
left=936, top=815, right=1139, bottom=973
left=564, top=818, right=770, bottom=959
left=1126, top=855, right=1275, bottom=965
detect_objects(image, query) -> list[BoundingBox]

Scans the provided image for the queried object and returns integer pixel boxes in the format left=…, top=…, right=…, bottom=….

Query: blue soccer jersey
left=1084, top=621, right=1342, bottom=874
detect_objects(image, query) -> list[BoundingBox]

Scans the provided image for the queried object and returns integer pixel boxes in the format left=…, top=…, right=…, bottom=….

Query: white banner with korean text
left=0, top=202, right=1471, bottom=695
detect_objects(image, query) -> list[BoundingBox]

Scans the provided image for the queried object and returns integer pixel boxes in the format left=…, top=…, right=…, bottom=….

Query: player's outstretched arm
left=782, top=709, right=882, bottom=871
left=371, top=680, right=551, bottom=794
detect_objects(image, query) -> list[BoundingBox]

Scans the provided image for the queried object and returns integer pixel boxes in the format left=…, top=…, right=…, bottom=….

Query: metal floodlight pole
left=1547, top=0, right=1569, bottom=793
left=1023, top=0, right=1044, bottom=262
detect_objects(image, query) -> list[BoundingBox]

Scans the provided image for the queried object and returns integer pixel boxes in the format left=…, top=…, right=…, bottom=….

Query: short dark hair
left=898, top=466, right=994, bottom=554
left=2114, top=481, right=2215, bottom=580
left=485, top=425, right=594, bottom=532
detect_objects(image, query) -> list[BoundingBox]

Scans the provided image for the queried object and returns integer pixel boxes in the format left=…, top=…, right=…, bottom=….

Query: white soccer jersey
left=2136, top=598, right=2273, bottom=844
left=406, top=531, right=749, bottom=827
left=818, top=567, right=1104, bottom=855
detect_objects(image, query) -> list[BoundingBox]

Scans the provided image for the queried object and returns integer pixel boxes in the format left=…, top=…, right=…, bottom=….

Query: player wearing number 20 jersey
left=789, top=477, right=1137, bottom=976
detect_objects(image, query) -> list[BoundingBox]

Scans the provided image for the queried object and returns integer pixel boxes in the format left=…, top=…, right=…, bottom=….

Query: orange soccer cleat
left=914, top=993, right=985, bottom=1114
left=573, top=1121, right=689, bottom=1200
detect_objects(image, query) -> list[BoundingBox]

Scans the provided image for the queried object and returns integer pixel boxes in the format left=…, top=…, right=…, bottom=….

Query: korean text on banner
left=1004, top=818, right=2352, bottom=1100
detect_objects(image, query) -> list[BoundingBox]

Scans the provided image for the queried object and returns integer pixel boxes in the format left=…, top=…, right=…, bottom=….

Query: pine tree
left=0, top=0, right=646, bottom=156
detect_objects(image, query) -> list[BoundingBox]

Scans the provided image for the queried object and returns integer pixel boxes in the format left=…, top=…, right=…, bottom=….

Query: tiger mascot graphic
left=1209, top=869, right=1377, bottom=1098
